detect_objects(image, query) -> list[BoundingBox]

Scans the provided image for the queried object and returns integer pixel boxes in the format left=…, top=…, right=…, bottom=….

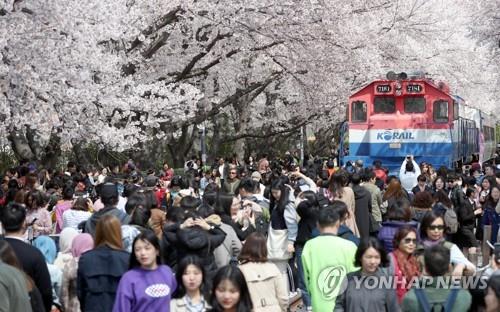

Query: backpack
left=444, top=207, right=459, bottom=234
left=414, top=287, right=459, bottom=312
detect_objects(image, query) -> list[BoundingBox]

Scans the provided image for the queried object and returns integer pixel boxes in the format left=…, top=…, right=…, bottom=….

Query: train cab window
left=433, top=100, right=449, bottom=123
left=351, top=101, right=367, bottom=122
left=404, top=97, right=426, bottom=113
left=374, top=97, right=395, bottom=113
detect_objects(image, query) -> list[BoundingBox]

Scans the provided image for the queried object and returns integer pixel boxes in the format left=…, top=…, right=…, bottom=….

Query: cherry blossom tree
left=0, top=0, right=497, bottom=166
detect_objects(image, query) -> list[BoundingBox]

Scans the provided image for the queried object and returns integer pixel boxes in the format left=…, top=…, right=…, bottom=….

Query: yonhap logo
left=317, top=265, right=349, bottom=300
left=376, top=130, right=415, bottom=141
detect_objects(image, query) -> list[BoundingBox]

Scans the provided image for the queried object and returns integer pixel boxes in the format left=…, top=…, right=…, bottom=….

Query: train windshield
left=374, top=97, right=395, bottom=113
left=404, top=97, right=426, bottom=113
left=433, top=100, right=449, bottom=123
left=351, top=101, right=367, bottom=122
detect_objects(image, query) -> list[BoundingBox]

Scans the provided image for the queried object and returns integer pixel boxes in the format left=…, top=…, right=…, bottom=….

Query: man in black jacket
left=1, top=202, right=52, bottom=312
left=351, top=173, right=372, bottom=239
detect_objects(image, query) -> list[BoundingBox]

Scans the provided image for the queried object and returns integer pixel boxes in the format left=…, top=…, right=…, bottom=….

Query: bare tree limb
left=176, top=32, right=232, bottom=81
left=166, top=72, right=282, bottom=132
left=220, top=115, right=316, bottom=143
left=142, top=32, right=171, bottom=58
left=127, top=6, right=182, bottom=54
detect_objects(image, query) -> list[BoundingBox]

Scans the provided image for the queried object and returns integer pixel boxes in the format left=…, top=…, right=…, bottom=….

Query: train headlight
left=386, top=71, right=398, bottom=80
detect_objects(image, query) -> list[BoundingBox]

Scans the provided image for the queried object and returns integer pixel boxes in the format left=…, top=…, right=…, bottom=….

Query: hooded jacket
left=352, top=184, right=372, bottom=239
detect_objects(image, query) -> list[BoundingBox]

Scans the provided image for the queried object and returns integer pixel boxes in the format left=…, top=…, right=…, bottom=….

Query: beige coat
left=239, top=262, right=288, bottom=312
left=170, top=296, right=210, bottom=312
left=337, top=186, right=359, bottom=236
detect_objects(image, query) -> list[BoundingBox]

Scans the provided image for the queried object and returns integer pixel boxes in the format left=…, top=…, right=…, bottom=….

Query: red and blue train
left=339, top=72, right=497, bottom=174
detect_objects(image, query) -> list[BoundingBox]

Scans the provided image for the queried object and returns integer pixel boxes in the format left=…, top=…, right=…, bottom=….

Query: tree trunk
left=167, top=125, right=195, bottom=168
left=8, top=129, right=35, bottom=161
left=39, top=134, right=62, bottom=168
left=72, top=143, right=94, bottom=169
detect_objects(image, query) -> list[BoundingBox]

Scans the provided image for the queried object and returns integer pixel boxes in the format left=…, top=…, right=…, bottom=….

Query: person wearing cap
left=250, top=171, right=265, bottom=196
left=84, top=183, right=130, bottom=237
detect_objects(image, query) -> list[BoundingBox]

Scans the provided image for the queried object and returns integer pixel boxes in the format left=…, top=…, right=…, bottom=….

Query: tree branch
left=176, top=32, right=232, bottom=81
left=142, top=31, right=171, bottom=58
left=127, top=6, right=182, bottom=54
left=220, top=116, right=315, bottom=143
left=167, top=72, right=282, bottom=132
left=164, top=40, right=284, bottom=82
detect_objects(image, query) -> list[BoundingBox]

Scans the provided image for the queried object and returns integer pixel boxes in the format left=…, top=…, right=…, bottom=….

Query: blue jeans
left=295, top=246, right=311, bottom=308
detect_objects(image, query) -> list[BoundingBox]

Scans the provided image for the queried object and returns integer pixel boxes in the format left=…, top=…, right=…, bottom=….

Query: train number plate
left=389, top=143, right=401, bottom=148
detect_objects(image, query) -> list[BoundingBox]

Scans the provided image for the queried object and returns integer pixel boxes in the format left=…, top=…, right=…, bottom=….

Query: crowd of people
left=1, top=152, right=500, bottom=312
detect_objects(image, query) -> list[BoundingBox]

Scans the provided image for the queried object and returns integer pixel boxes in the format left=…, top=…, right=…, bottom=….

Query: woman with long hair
left=25, top=190, right=52, bottom=237
left=388, top=226, right=420, bottom=303
left=171, top=255, right=211, bottom=311
left=121, top=192, right=150, bottom=253
left=208, top=265, right=253, bottom=312
left=482, top=185, right=500, bottom=244
left=55, top=186, right=75, bottom=233
left=454, top=188, right=481, bottom=261
left=209, top=192, right=242, bottom=268
left=432, top=189, right=453, bottom=217
left=321, top=171, right=358, bottom=236
left=113, top=231, right=176, bottom=312
left=238, top=232, right=288, bottom=311
left=215, top=190, right=256, bottom=241
left=267, top=177, right=297, bottom=294
left=77, top=215, right=130, bottom=312
left=476, top=176, right=496, bottom=242
left=62, top=197, right=92, bottom=230
left=382, top=179, right=410, bottom=210
left=478, top=176, right=495, bottom=208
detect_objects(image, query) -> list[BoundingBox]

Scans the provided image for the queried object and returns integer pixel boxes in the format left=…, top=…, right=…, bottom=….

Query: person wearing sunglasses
left=387, top=226, right=420, bottom=303
left=416, top=212, right=475, bottom=277
left=222, top=166, right=240, bottom=196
